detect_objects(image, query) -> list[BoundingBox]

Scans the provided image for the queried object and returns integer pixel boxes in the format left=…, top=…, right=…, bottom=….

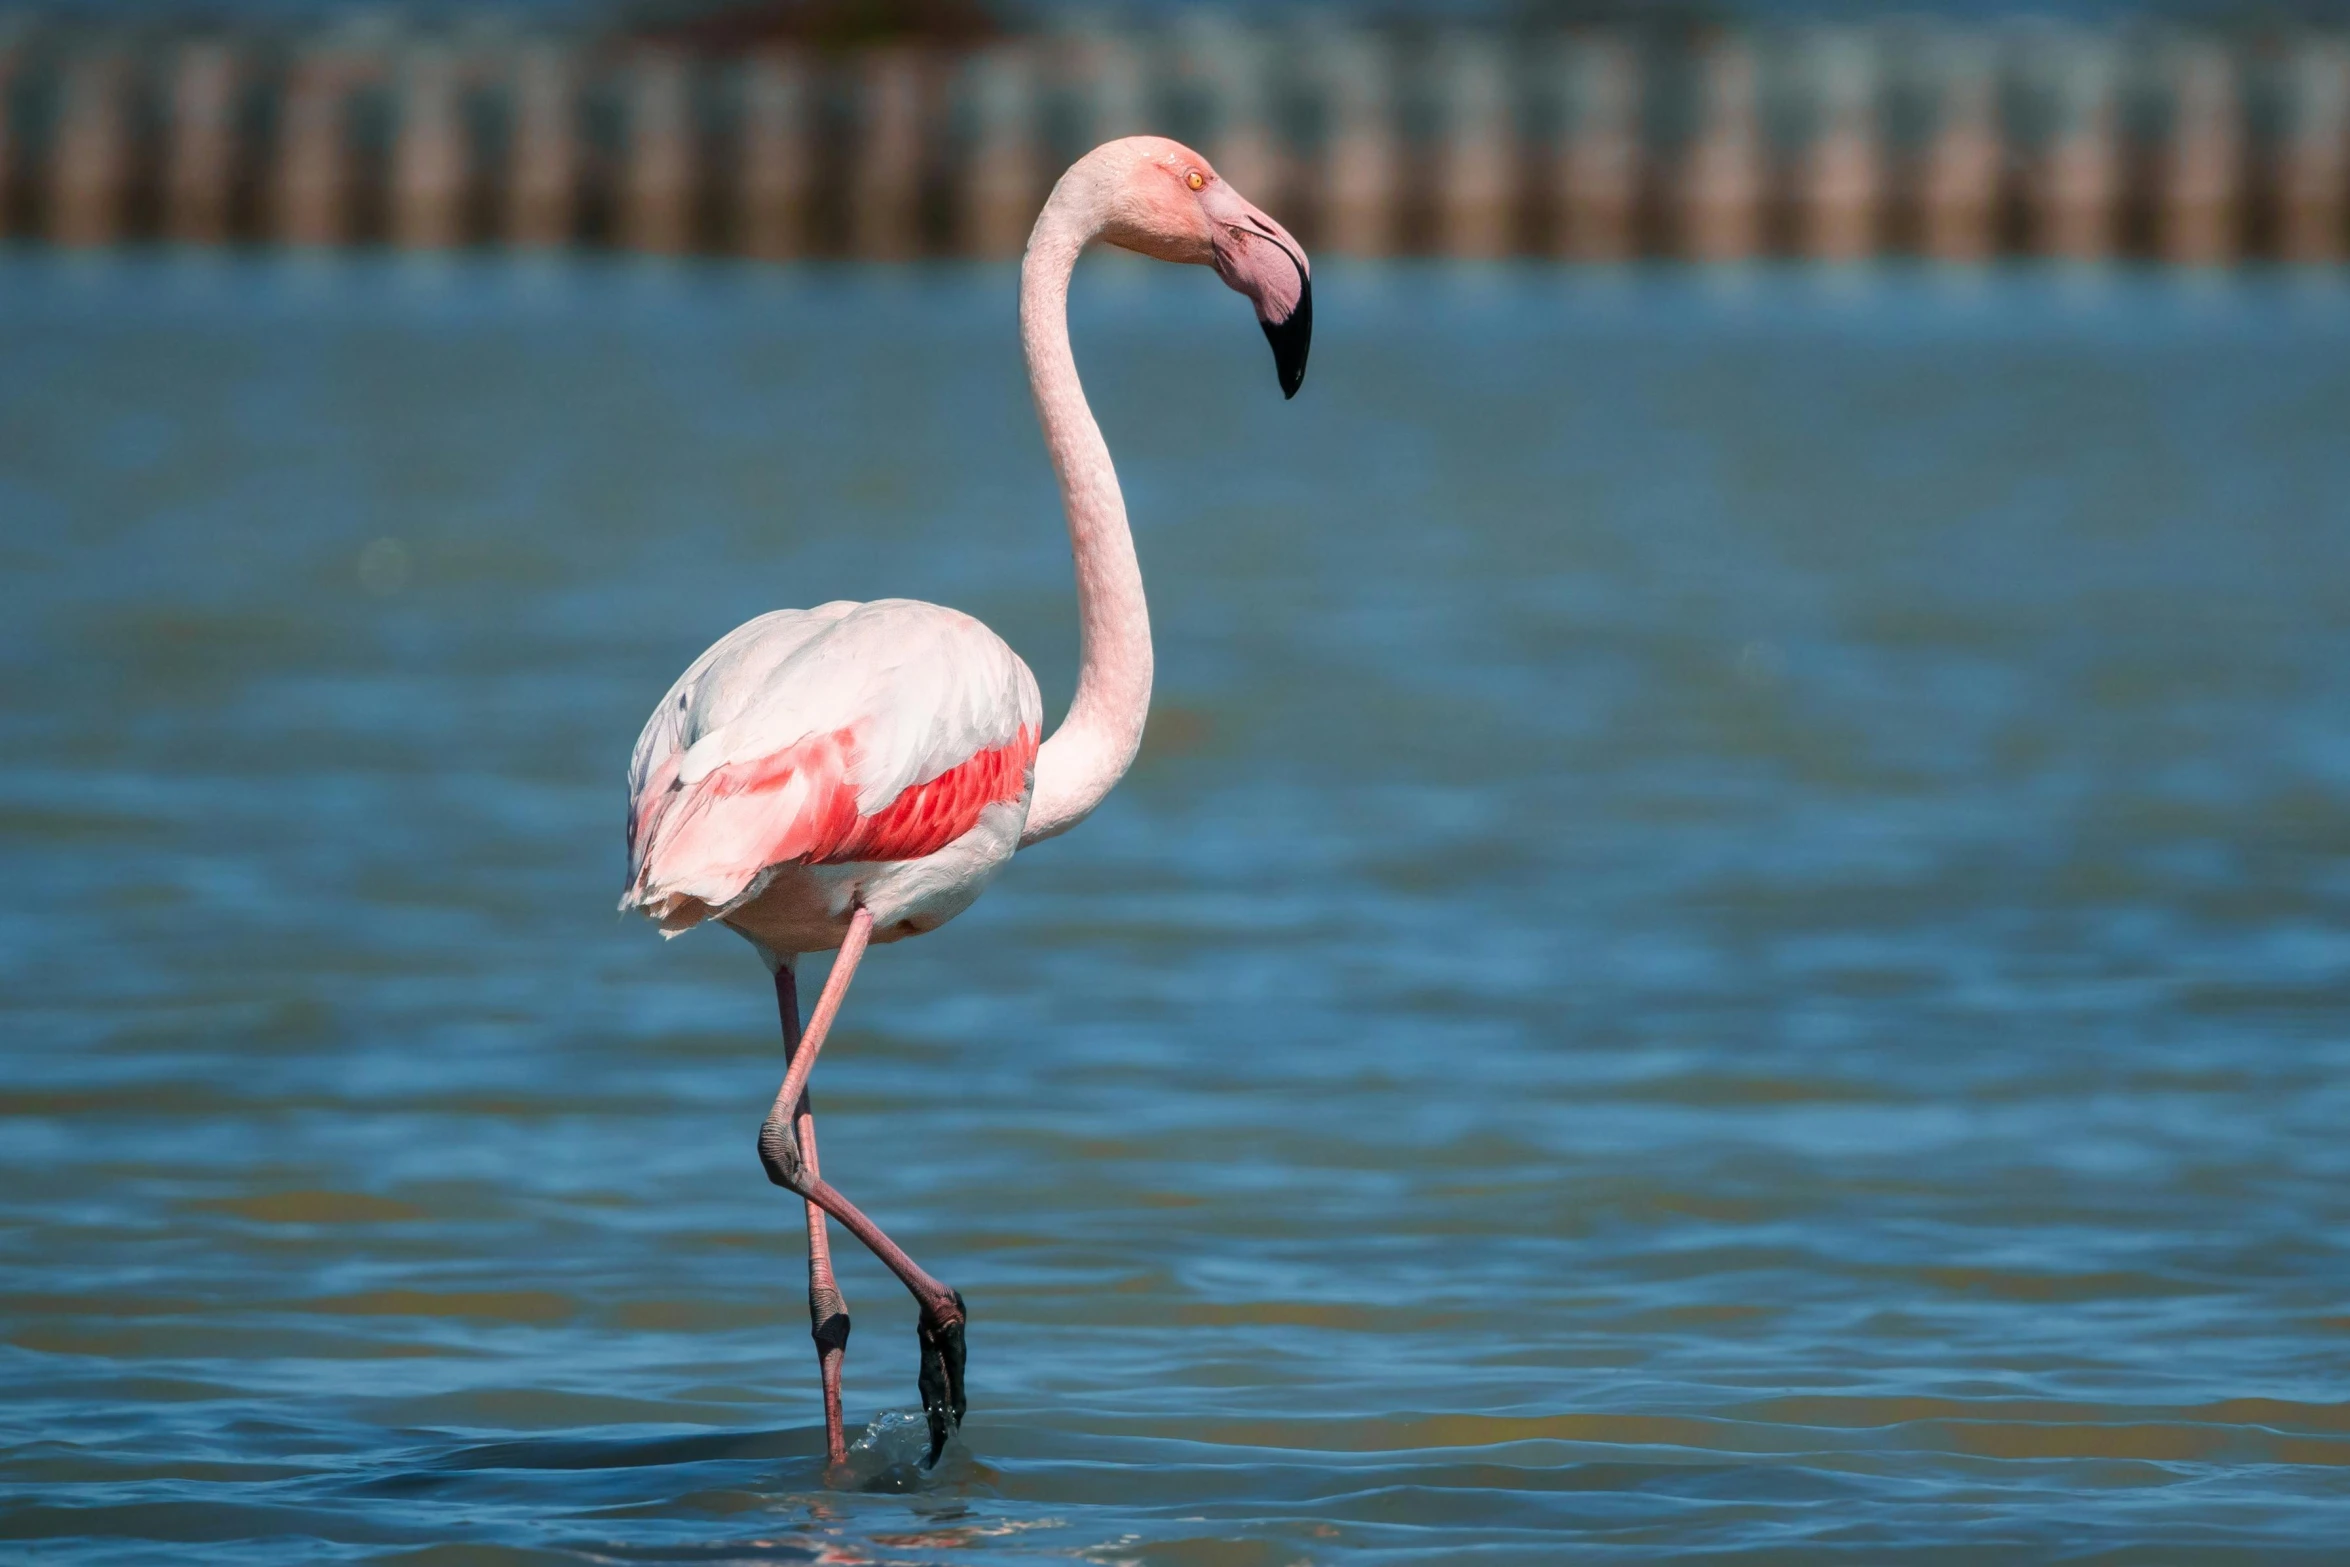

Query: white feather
left=627, top=599, right=1043, bottom=881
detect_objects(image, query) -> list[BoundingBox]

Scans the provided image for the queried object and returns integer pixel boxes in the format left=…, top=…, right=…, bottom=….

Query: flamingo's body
left=624, top=599, right=1042, bottom=952
left=617, top=136, right=1311, bottom=1470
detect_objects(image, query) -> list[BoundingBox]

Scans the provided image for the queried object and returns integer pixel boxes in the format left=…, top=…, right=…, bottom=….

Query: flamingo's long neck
left=1017, top=169, right=1150, bottom=846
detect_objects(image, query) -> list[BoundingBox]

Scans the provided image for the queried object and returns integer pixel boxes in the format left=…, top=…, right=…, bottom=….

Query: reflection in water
left=2, top=257, right=2349, bottom=1562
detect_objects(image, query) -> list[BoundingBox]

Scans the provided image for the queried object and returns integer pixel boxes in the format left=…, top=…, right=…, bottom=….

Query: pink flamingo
left=619, top=138, right=1311, bottom=1468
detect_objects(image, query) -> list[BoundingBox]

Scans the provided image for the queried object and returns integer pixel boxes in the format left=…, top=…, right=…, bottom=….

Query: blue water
left=3, top=255, right=2349, bottom=1563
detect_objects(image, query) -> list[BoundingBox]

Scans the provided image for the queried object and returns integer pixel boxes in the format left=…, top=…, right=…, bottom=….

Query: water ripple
left=2, top=258, right=2348, bottom=1562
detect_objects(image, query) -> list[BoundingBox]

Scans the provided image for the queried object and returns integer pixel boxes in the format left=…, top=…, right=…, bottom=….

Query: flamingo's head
left=1091, top=137, right=1313, bottom=399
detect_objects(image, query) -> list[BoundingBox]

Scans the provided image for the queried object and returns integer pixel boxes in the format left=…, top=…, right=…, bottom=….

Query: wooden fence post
left=1917, top=33, right=2002, bottom=261
left=1432, top=32, right=1517, bottom=258
left=2156, top=39, right=2241, bottom=265
left=163, top=42, right=241, bottom=243
left=1062, top=25, right=1152, bottom=168
left=0, top=37, right=18, bottom=239
left=274, top=47, right=355, bottom=246
left=958, top=43, right=1042, bottom=258
left=2029, top=30, right=2121, bottom=261
left=1184, top=16, right=1283, bottom=213
left=849, top=48, right=929, bottom=260
left=620, top=51, right=697, bottom=254
left=505, top=44, right=579, bottom=247
left=1551, top=36, right=1641, bottom=261
left=2277, top=36, right=2349, bottom=262
left=738, top=48, right=811, bottom=260
left=390, top=46, right=469, bottom=248
left=1795, top=31, right=1882, bottom=260
left=51, top=53, right=133, bottom=247
left=1315, top=26, right=1398, bottom=258
left=1678, top=36, right=1765, bottom=260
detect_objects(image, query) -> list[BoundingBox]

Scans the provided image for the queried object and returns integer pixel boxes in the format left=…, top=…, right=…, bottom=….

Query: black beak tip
left=1261, top=279, right=1313, bottom=400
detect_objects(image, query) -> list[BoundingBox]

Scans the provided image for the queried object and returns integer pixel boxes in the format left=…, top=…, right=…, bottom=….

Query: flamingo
left=619, top=137, right=1311, bottom=1468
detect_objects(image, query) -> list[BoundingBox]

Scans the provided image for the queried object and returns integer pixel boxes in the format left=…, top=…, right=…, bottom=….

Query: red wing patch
left=630, top=724, right=1039, bottom=915
left=820, top=727, right=1038, bottom=864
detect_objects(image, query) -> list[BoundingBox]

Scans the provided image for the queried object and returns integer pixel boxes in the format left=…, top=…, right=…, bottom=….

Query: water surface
left=4, top=257, right=2349, bottom=1563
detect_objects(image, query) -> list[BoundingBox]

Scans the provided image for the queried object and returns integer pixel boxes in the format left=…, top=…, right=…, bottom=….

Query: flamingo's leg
left=757, top=908, right=968, bottom=1463
left=772, top=965, right=851, bottom=1469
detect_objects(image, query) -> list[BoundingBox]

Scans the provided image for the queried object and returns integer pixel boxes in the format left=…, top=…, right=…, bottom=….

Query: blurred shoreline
left=2, top=12, right=2346, bottom=263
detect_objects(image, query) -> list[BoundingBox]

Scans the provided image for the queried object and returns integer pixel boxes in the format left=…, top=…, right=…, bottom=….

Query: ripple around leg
left=842, top=1408, right=974, bottom=1492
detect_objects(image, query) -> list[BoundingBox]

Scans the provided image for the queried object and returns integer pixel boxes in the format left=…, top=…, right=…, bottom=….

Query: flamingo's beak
left=1259, top=275, right=1313, bottom=401
left=1202, top=184, right=1313, bottom=399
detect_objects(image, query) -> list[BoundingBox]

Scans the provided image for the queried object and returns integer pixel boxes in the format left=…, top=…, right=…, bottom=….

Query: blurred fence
left=5, top=15, right=2349, bottom=262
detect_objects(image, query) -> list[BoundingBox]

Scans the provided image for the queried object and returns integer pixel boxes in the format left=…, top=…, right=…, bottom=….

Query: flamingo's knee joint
left=809, top=1279, right=851, bottom=1352
left=757, top=1116, right=810, bottom=1194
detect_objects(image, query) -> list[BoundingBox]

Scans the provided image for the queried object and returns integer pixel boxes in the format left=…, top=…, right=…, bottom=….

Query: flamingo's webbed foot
left=916, top=1289, right=967, bottom=1466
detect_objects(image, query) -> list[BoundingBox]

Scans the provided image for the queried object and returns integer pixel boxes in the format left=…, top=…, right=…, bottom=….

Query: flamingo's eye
left=1185, top=170, right=1205, bottom=192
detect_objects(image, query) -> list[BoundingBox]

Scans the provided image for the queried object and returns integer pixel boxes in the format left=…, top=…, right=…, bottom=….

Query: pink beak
left=1200, top=183, right=1313, bottom=399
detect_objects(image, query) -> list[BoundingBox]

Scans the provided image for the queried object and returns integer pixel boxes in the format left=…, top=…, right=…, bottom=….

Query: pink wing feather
left=622, top=599, right=1041, bottom=931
